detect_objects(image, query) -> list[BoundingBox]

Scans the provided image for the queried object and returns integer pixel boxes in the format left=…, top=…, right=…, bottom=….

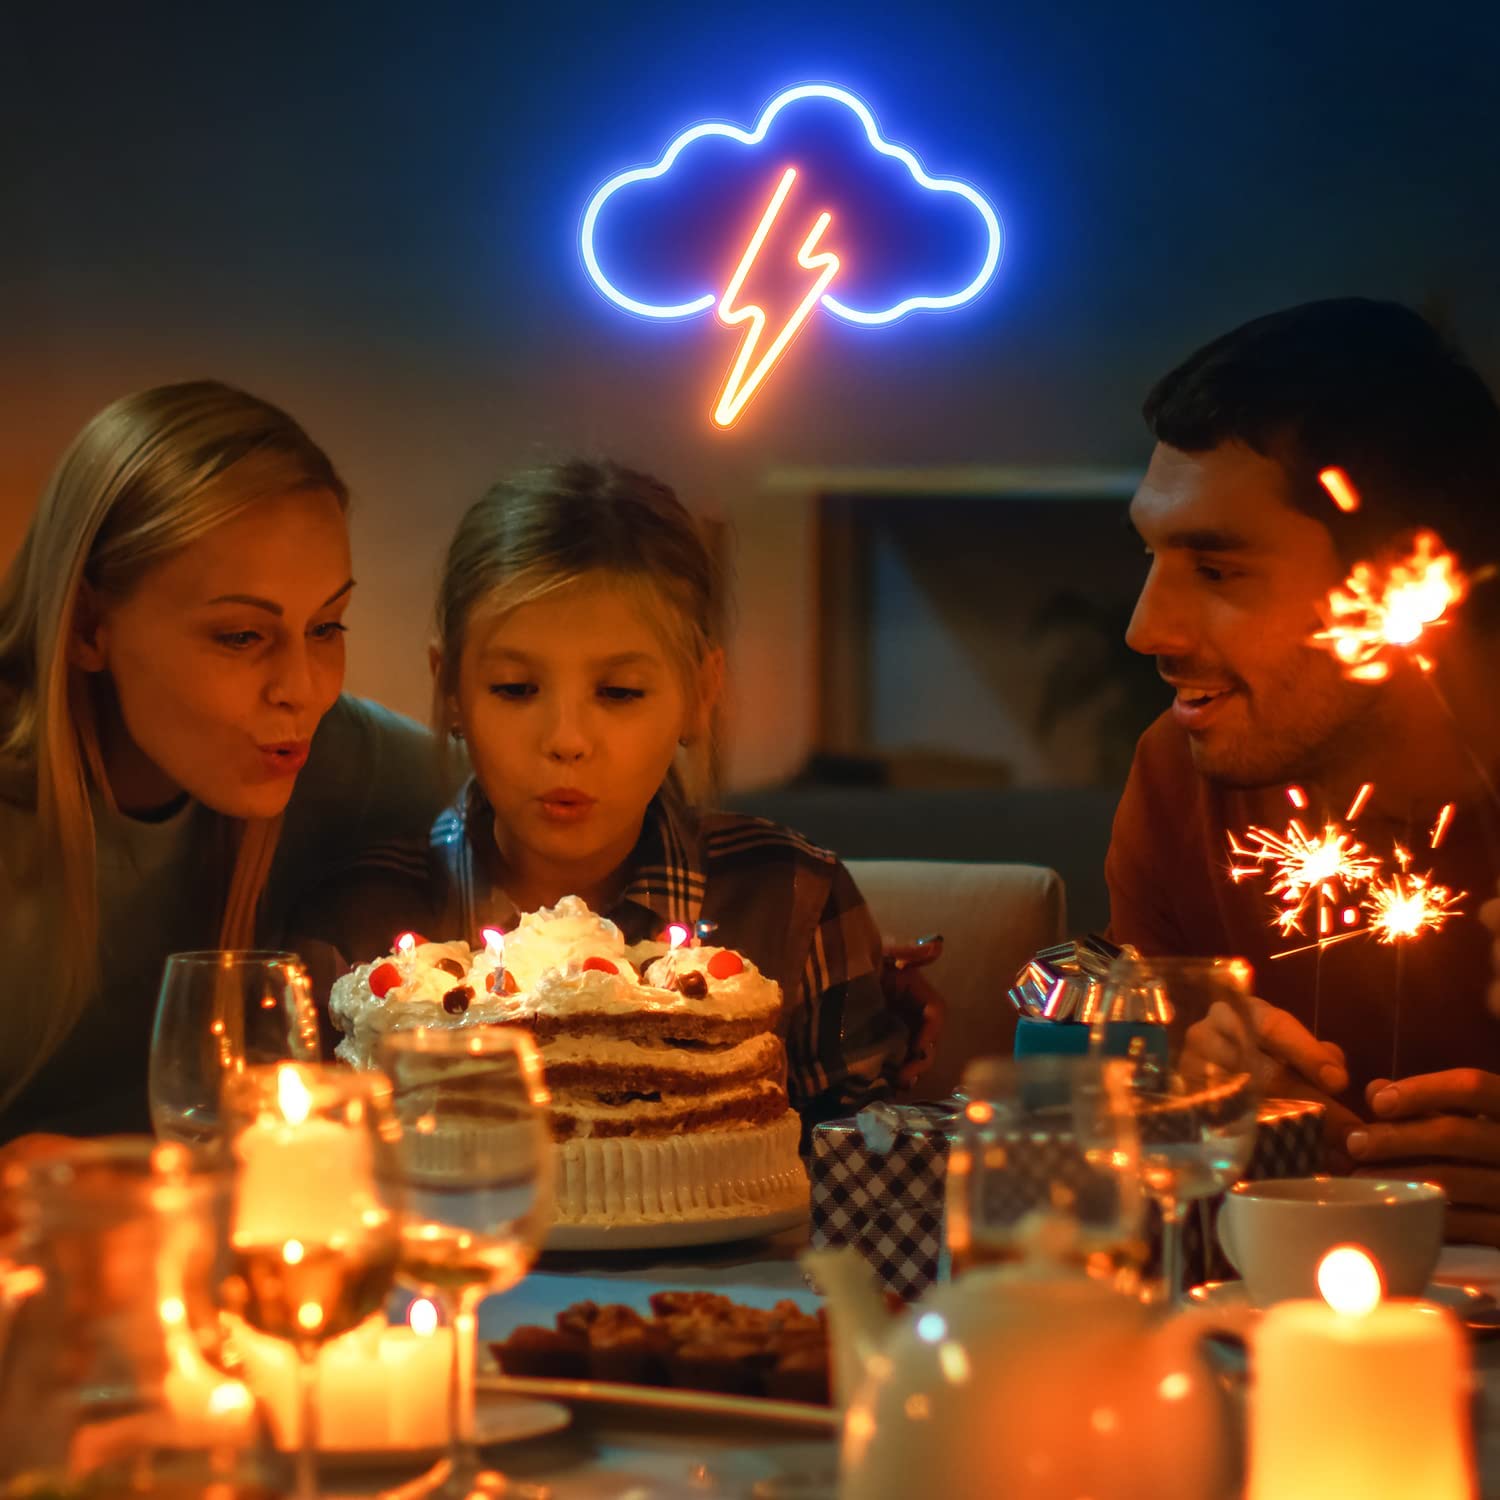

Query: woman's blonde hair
left=0, top=380, right=348, bottom=1099
left=433, top=460, right=725, bottom=815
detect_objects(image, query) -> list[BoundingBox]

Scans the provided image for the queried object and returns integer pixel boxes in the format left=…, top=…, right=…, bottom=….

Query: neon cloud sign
left=581, top=83, right=1004, bottom=428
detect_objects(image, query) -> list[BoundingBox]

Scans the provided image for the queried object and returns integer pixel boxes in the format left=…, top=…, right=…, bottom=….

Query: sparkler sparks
left=1228, top=818, right=1381, bottom=938
left=1310, top=531, right=1468, bottom=683
left=1228, top=785, right=1464, bottom=959
left=1363, top=847, right=1465, bottom=944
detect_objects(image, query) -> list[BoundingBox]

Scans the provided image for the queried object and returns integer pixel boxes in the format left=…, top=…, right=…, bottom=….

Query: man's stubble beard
left=1192, top=673, right=1384, bottom=791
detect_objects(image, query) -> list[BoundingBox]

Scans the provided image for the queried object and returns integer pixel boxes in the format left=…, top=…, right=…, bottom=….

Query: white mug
left=1218, top=1176, right=1445, bottom=1305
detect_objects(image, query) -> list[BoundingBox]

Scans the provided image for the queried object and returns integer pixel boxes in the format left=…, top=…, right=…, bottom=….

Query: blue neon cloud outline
left=580, top=83, right=1003, bottom=327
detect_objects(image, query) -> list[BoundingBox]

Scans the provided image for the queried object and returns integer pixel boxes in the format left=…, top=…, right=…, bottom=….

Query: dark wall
left=4, top=0, right=1496, bottom=743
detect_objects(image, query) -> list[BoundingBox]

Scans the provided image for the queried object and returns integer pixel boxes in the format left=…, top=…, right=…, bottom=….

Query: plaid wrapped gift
left=809, top=1099, right=960, bottom=1302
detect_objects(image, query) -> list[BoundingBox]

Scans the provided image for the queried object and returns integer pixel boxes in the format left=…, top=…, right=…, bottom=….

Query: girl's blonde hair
left=0, top=380, right=348, bottom=1100
left=433, top=460, right=725, bottom=814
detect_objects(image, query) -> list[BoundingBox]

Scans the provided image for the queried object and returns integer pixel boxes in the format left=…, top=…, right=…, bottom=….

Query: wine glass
left=945, top=1055, right=1147, bottom=1294
left=220, top=1063, right=403, bottom=1500
left=1097, top=955, right=1259, bottom=1305
left=150, top=950, right=322, bottom=1150
left=379, top=1027, right=553, bottom=1500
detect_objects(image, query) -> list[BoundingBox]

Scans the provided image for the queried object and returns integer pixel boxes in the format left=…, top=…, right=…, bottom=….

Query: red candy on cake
left=581, top=957, right=619, bottom=975
left=368, top=961, right=402, bottom=998
left=707, top=951, right=744, bottom=980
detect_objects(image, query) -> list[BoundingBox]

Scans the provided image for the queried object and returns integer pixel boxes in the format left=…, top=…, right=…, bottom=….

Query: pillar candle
left=230, top=1314, right=454, bottom=1451
left=1248, top=1296, right=1474, bottom=1498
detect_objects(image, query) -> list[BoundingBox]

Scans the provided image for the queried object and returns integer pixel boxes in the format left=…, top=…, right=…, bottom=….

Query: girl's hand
left=882, top=936, right=945, bottom=1089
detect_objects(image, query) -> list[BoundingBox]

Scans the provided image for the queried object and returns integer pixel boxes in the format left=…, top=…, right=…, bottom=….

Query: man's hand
left=1348, top=1070, right=1500, bottom=1245
left=881, top=936, right=945, bottom=1090
left=1190, top=993, right=1362, bottom=1166
left=1479, top=881, right=1500, bottom=1017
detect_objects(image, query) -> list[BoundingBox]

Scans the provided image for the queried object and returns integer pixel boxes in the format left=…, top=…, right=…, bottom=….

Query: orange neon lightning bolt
left=713, top=167, right=841, bottom=428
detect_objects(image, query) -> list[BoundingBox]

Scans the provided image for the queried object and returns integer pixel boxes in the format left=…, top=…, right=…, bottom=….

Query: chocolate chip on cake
left=673, top=970, right=709, bottom=999
left=434, top=956, right=467, bottom=979
left=442, top=984, right=474, bottom=1014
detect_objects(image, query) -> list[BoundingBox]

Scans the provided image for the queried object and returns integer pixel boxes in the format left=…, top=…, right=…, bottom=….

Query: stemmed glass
left=1096, top=955, right=1259, bottom=1305
left=945, top=1055, right=1147, bottom=1292
left=379, top=1027, right=554, bottom=1500
left=220, top=1063, right=403, bottom=1500
left=150, top=950, right=321, bottom=1150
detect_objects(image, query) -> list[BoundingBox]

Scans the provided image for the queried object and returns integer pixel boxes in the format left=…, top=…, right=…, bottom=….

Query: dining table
left=317, top=1230, right=1500, bottom=1500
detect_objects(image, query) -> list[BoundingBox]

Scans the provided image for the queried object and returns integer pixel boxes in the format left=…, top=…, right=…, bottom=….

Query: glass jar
left=944, top=1055, right=1147, bottom=1293
left=0, top=1137, right=274, bottom=1498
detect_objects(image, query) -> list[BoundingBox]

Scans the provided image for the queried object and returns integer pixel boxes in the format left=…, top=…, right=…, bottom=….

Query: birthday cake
left=329, top=897, right=808, bottom=1227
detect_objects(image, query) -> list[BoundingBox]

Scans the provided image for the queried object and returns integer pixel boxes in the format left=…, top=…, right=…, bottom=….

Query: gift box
left=809, top=1099, right=960, bottom=1302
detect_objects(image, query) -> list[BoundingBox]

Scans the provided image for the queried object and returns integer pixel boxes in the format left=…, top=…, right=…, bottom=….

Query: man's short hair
left=1144, top=298, right=1500, bottom=572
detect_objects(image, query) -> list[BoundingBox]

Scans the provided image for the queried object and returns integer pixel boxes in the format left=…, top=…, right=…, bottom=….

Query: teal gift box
left=1013, top=1014, right=1171, bottom=1070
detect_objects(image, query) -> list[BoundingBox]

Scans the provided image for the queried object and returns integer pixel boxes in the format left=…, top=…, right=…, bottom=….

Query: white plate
left=478, top=1373, right=837, bottom=1433
left=545, top=1201, right=809, bottom=1252
left=280, top=1392, right=571, bottom=1470
left=1189, top=1278, right=1491, bottom=1315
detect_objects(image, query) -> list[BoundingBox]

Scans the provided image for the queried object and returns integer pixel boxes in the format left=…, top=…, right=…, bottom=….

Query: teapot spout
left=802, top=1247, right=896, bottom=1409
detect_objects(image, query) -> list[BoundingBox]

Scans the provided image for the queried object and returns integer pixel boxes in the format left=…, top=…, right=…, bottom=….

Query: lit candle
left=667, top=924, right=691, bottom=950
left=231, top=1067, right=379, bottom=1248
left=380, top=1299, right=451, bottom=1448
left=1247, top=1246, right=1474, bottom=1499
left=230, top=1304, right=453, bottom=1451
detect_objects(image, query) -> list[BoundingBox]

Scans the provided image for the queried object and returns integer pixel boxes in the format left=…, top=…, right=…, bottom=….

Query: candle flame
left=1311, top=531, right=1467, bottom=682
left=1318, top=1246, right=1383, bottom=1315
left=409, top=1298, right=439, bottom=1336
left=277, top=1065, right=313, bottom=1125
left=481, top=926, right=505, bottom=958
left=668, top=924, right=691, bottom=950
left=396, top=932, right=417, bottom=955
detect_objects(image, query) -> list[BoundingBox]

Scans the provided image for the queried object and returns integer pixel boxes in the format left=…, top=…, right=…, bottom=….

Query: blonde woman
left=0, top=380, right=450, bottom=1145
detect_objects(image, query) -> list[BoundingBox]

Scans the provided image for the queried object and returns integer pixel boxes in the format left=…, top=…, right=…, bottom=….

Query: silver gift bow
left=854, top=1097, right=964, bottom=1153
left=1007, top=934, right=1146, bottom=1024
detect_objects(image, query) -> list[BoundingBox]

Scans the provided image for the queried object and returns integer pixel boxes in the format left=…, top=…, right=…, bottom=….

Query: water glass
left=380, top=1027, right=553, bottom=1500
left=1097, top=955, right=1259, bottom=1304
left=946, top=1055, right=1147, bottom=1294
left=220, top=1063, right=403, bottom=1500
left=149, top=950, right=321, bottom=1150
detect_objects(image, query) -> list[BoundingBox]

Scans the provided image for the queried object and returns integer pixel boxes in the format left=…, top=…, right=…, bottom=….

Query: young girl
left=343, top=460, right=917, bottom=1123
left=0, top=381, right=452, bottom=1145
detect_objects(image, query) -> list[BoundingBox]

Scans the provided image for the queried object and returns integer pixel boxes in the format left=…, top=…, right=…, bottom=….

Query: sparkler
left=1363, top=845, right=1465, bottom=946
left=1230, top=787, right=1462, bottom=959
left=1227, top=811, right=1379, bottom=939
left=1311, top=531, right=1469, bottom=683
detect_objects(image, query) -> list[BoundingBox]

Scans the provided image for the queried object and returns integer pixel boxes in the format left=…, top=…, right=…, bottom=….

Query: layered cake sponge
left=329, top=897, right=809, bottom=1225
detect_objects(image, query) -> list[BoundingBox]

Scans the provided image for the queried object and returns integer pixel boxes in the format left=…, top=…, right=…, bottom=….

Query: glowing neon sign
left=581, top=83, right=1003, bottom=428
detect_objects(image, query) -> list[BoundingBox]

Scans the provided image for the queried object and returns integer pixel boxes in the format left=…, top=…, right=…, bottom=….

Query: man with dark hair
left=1108, top=297, right=1500, bottom=1243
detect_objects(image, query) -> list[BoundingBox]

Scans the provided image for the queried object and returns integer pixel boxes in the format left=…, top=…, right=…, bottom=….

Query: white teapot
left=805, top=1246, right=1243, bottom=1500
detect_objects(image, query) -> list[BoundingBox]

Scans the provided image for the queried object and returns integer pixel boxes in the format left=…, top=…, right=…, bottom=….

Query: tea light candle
left=1248, top=1247, right=1474, bottom=1499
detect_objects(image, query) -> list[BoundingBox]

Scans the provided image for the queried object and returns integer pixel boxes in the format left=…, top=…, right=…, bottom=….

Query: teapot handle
left=1157, top=1301, right=1258, bottom=1369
